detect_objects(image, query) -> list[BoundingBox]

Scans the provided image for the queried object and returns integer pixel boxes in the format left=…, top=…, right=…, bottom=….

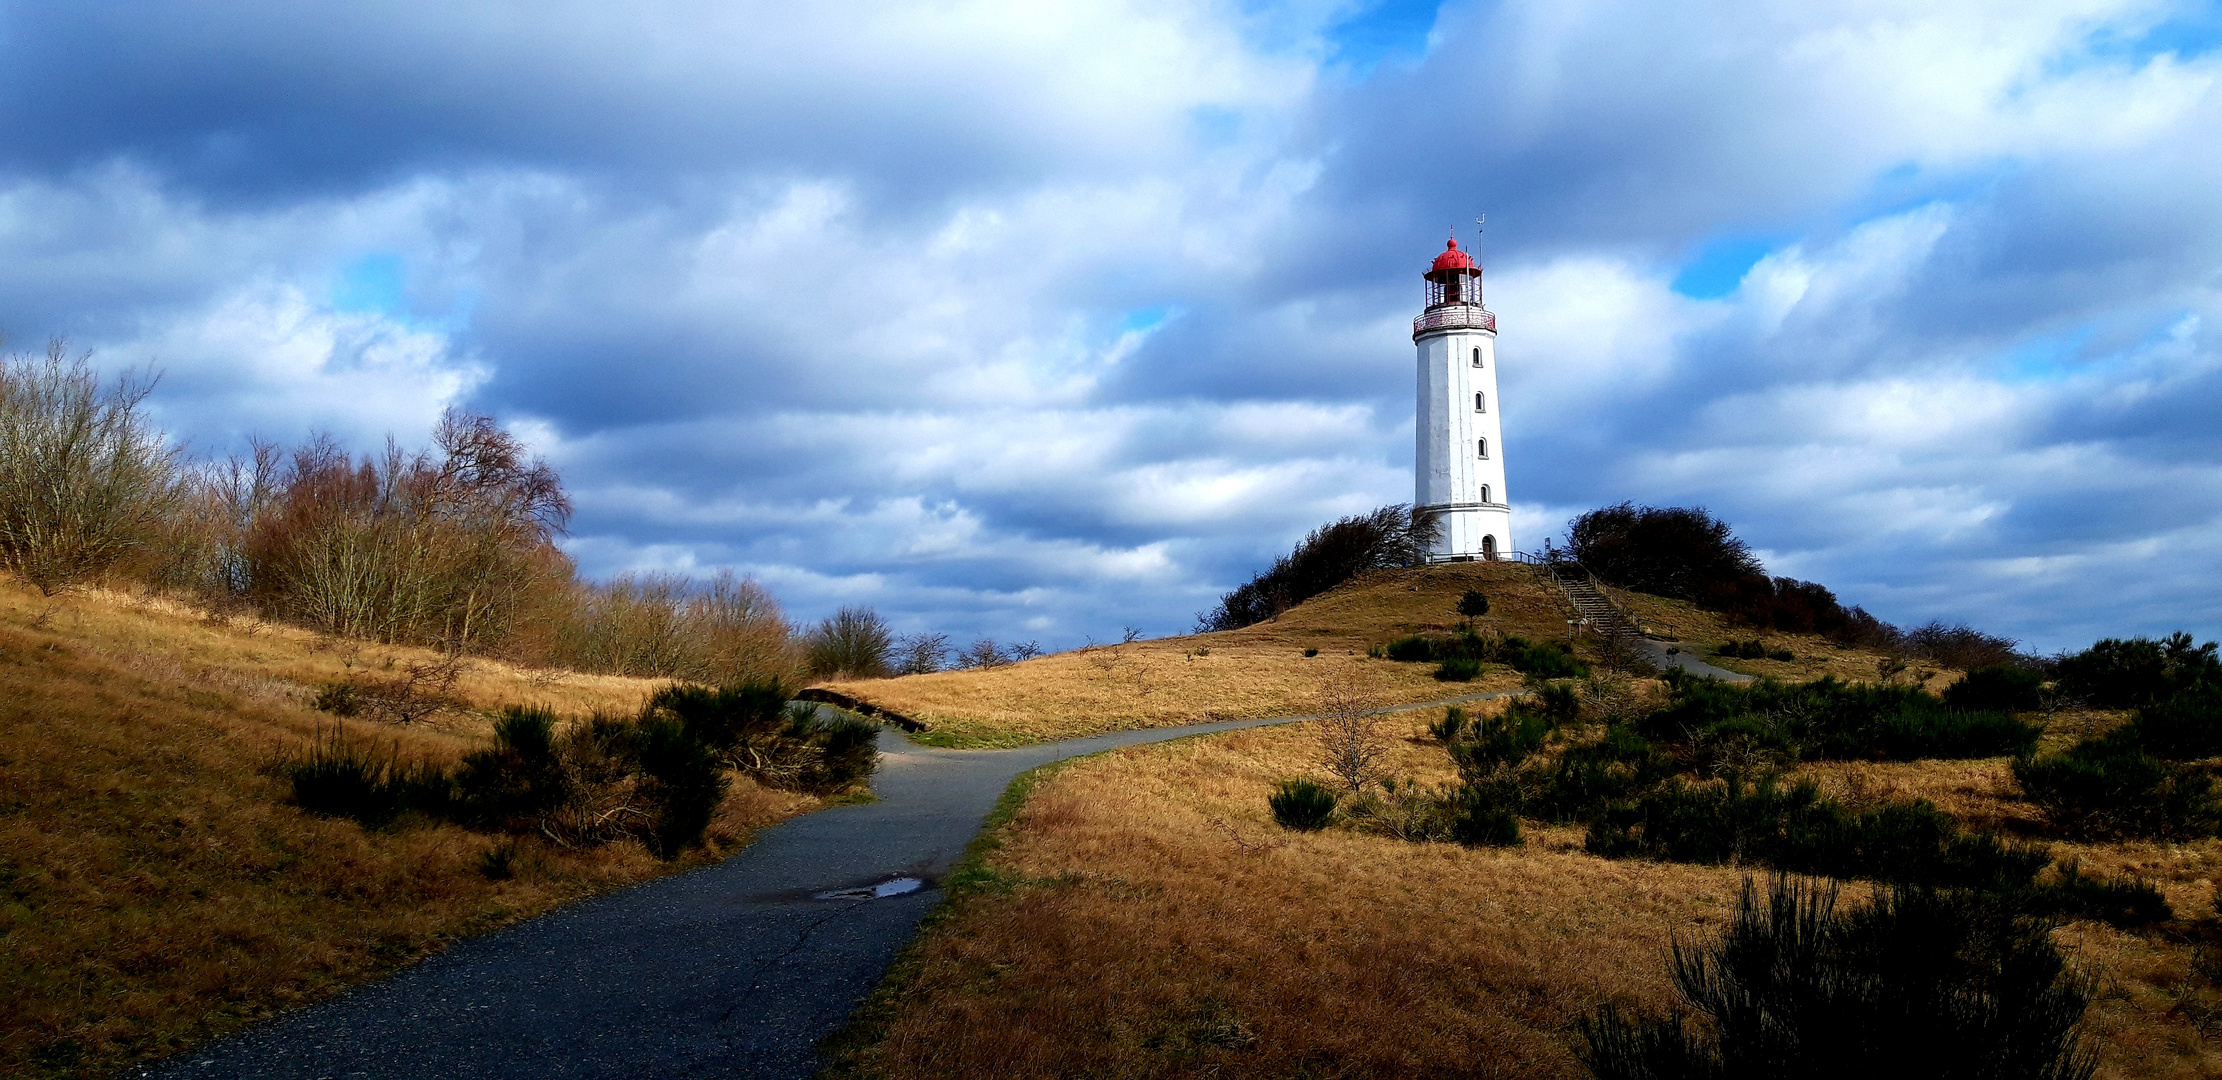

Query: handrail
left=1412, top=304, right=1496, bottom=338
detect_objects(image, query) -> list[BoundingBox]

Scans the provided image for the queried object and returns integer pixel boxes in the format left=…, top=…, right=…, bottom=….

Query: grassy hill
left=818, top=561, right=1937, bottom=746
left=0, top=581, right=819, bottom=1079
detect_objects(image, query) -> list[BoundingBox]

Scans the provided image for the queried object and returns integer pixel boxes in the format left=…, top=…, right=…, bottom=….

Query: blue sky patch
left=331, top=254, right=407, bottom=316
left=1324, top=0, right=1442, bottom=75
left=1670, top=234, right=1785, bottom=299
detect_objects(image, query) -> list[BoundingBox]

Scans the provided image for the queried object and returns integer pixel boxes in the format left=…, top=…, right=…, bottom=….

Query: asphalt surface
left=146, top=692, right=1521, bottom=1080
left=1636, top=638, right=1753, bottom=682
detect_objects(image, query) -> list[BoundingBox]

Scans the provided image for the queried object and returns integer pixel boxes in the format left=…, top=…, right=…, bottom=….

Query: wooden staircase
left=1547, top=563, right=1640, bottom=640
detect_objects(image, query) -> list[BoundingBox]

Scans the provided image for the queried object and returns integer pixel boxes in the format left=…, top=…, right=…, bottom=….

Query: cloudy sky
left=2, top=0, right=2218, bottom=653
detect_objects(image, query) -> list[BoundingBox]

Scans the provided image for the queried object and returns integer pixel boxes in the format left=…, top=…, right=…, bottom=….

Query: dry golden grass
left=839, top=709, right=2222, bottom=1080
left=0, top=579, right=819, bottom=1078
left=821, top=563, right=1923, bottom=747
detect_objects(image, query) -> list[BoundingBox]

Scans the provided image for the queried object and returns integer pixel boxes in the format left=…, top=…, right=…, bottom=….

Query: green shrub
left=1450, top=790, right=1521, bottom=847
left=2012, top=734, right=2221, bottom=839
left=1639, top=672, right=2040, bottom=762
left=455, top=706, right=572, bottom=828
left=1383, top=635, right=1434, bottom=662
left=1429, top=706, right=1468, bottom=743
left=1302, top=647, right=1319, bottom=657
left=2055, top=632, right=2220, bottom=708
left=1268, top=778, right=1338, bottom=830
left=1510, top=640, right=1590, bottom=679
left=2023, top=860, right=2171, bottom=928
left=1578, top=876, right=2097, bottom=1080
left=1434, top=656, right=1481, bottom=681
left=1944, top=664, right=2045, bottom=712
left=631, top=716, right=728, bottom=857
left=478, top=842, right=517, bottom=880
left=2128, top=685, right=2222, bottom=759
left=1457, top=589, right=1490, bottom=618
left=312, top=681, right=363, bottom=717
left=1584, top=776, right=2047, bottom=889
left=289, top=728, right=454, bottom=828
left=1448, top=708, right=1552, bottom=783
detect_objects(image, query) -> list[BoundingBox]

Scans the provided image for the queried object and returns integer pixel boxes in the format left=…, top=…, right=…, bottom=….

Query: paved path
left=146, top=693, right=1519, bottom=1080
left=1635, top=638, right=1753, bottom=682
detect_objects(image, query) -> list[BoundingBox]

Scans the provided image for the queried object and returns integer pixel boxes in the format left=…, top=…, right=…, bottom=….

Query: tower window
left=1474, top=391, right=1486, bottom=412
left=1471, top=347, right=1482, bottom=367
left=1480, top=484, right=1491, bottom=502
left=1477, top=437, right=1489, bottom=458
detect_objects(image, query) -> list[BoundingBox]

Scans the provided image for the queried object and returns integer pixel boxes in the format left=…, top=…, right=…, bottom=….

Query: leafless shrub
left=546, top=569, right=796, bottom=684
left=0, top=341, right=182, bottom=593
left=352, top=652, right=466, bottom=724
left=1314, top=675, right=1389, bottom=793
left=803, top=606, right=894, bottom=679
left=956, top=639, right=1010, bottom=669
left=892, top=632, right=950, bottom=675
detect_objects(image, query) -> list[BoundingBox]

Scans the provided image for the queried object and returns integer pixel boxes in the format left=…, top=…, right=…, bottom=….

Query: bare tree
left=892, top=632, right=950, bottom=675
left=1313, top=675, right=1389, bottom=793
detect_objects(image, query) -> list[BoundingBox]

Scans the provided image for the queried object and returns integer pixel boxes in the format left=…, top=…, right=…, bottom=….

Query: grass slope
left=819, top=563, right=1935, bottom=746
left=831, top=711, right=2222, bottom=1080
left=0, top=582, right=818, bottom=1079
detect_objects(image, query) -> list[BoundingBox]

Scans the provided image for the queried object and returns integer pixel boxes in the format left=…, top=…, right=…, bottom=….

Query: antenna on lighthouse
left=1474, top=214, right=1486, bottom=261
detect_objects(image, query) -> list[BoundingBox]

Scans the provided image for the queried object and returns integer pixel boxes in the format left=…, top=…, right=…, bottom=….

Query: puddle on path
left=812, top=876, right=927, bottom=901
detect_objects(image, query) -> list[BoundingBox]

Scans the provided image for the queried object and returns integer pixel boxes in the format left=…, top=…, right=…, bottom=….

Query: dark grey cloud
left=0, top=0, right=2215, bottom=652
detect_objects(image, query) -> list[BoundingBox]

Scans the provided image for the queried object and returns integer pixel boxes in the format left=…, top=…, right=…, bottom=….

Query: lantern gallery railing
left=1412, top=303, right=1496, bottom=338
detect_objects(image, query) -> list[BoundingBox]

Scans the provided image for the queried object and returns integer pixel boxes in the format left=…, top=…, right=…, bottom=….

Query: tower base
left=1419, top=502, right=1513, bottom=563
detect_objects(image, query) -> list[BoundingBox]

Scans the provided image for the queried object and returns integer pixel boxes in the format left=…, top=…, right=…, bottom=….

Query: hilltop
left=817, top=560, right=1940, bottom=746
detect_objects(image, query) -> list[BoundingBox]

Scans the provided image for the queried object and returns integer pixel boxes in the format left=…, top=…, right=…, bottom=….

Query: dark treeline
left=1567, top=502, right=2020, bottom=668
left=1196, top=505, right=1438, bottom=632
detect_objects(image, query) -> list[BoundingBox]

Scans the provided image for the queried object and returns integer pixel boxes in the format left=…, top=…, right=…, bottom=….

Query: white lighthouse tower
left=1414, top=235, right=1512, bottom=560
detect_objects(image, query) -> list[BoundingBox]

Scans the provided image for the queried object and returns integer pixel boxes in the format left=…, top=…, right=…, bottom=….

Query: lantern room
left=1423, top=237, right=1483, bottom=308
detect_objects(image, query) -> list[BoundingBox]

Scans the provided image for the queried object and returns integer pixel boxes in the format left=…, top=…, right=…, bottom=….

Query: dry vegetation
left=833, top=707, right=2222, bottom=1080
left=0, top=579, right=820, bottom=1079
left=821, top=563, right=1933, bottom=746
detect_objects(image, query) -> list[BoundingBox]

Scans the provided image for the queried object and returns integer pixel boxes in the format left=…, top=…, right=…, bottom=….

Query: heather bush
left=2012, top=733, right=2220, bottom=839
left=1637, top=672, right=2040, bottom=763
left=1268, top=779, right=1338, bottom=830
left=288, top=727, right=455, bottom=828
left=1943, top=664, right=2045, bottom=713
left=1578, top=876, right=2097, bottom=1080
left=2128, top=684, right=2222, bottom=759
left=2053, top=632, right=2220, bottom=709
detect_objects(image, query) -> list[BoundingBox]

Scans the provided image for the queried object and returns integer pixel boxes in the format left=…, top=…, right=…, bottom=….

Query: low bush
left=2053, top=632, right=2220, bottom=709
left=1584, top=776, right=2047, bottom=890
left=2129, top=685, right=2222, bottom=759
left=1450, top=788, right=1521, bottom=847
left=1578, top=876, right=2097, bottom=1080
left=1713, top=639, right=1790, bottom=662
left=1456, top=589, right=1490, bottom=618
left=288, top=727, right=454, bottom=828
left=2024, top=860, right=2172, bottom=928
left=1196, top=505, right=1438, bottom=632
left=1383, top=634, right=1434, bottom=662
left=1379, top=630, right=1591, bottom=680
left=1638, top=672, right=2041, bottom=762
left=1428, top=706, right=1468, bottom=742
left=1448, top=708, right=1552, bottom=783
left=1268, top=778, right=1339, bottom=830
left=1944, top=664, right=2045, bottom=713
left=2012, top=734, right=2220, bottom=839
left=1434, top=656, right=1481, bottom=681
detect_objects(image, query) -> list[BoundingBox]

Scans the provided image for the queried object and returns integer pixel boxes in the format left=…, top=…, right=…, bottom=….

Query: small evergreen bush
left=2129, top=685, right=2222, bottom=759
left=2024, top=860, right=2172, bottom=928
left=1434, top=656, right=1481, bottom=681
left=1450, top=790, right=1521, bottom=847
left=1944, top=664, right=2045, bottom=712
left=1456, top=589, right=1490, bottom=618
left=2054, top=632, right=2220, bottom=709
left=2012, top=734, right=2221, bottom=839
left=1578, top=876, right=2097, bottom=1080
left=288, top=728, right=454, bottom=828
left=1383, top=635, right=1435, bottom=662
left=1268, top=778, right=1338, bottom=831
left=1429, top=706, right=1468, bottom=743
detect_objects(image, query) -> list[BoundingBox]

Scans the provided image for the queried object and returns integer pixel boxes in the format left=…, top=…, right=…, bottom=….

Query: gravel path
left=1635, top=638, right=1753, bottom=682
left=147, top=692, right=1520, bottom=1080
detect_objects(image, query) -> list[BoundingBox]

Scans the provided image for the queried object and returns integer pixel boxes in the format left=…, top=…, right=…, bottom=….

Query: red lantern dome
left=1430, top=237, right=1475, bottom=273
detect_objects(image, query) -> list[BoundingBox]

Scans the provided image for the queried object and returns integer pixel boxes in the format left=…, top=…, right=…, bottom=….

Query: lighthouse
left=1414, top=236, right=1512, bottom=560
